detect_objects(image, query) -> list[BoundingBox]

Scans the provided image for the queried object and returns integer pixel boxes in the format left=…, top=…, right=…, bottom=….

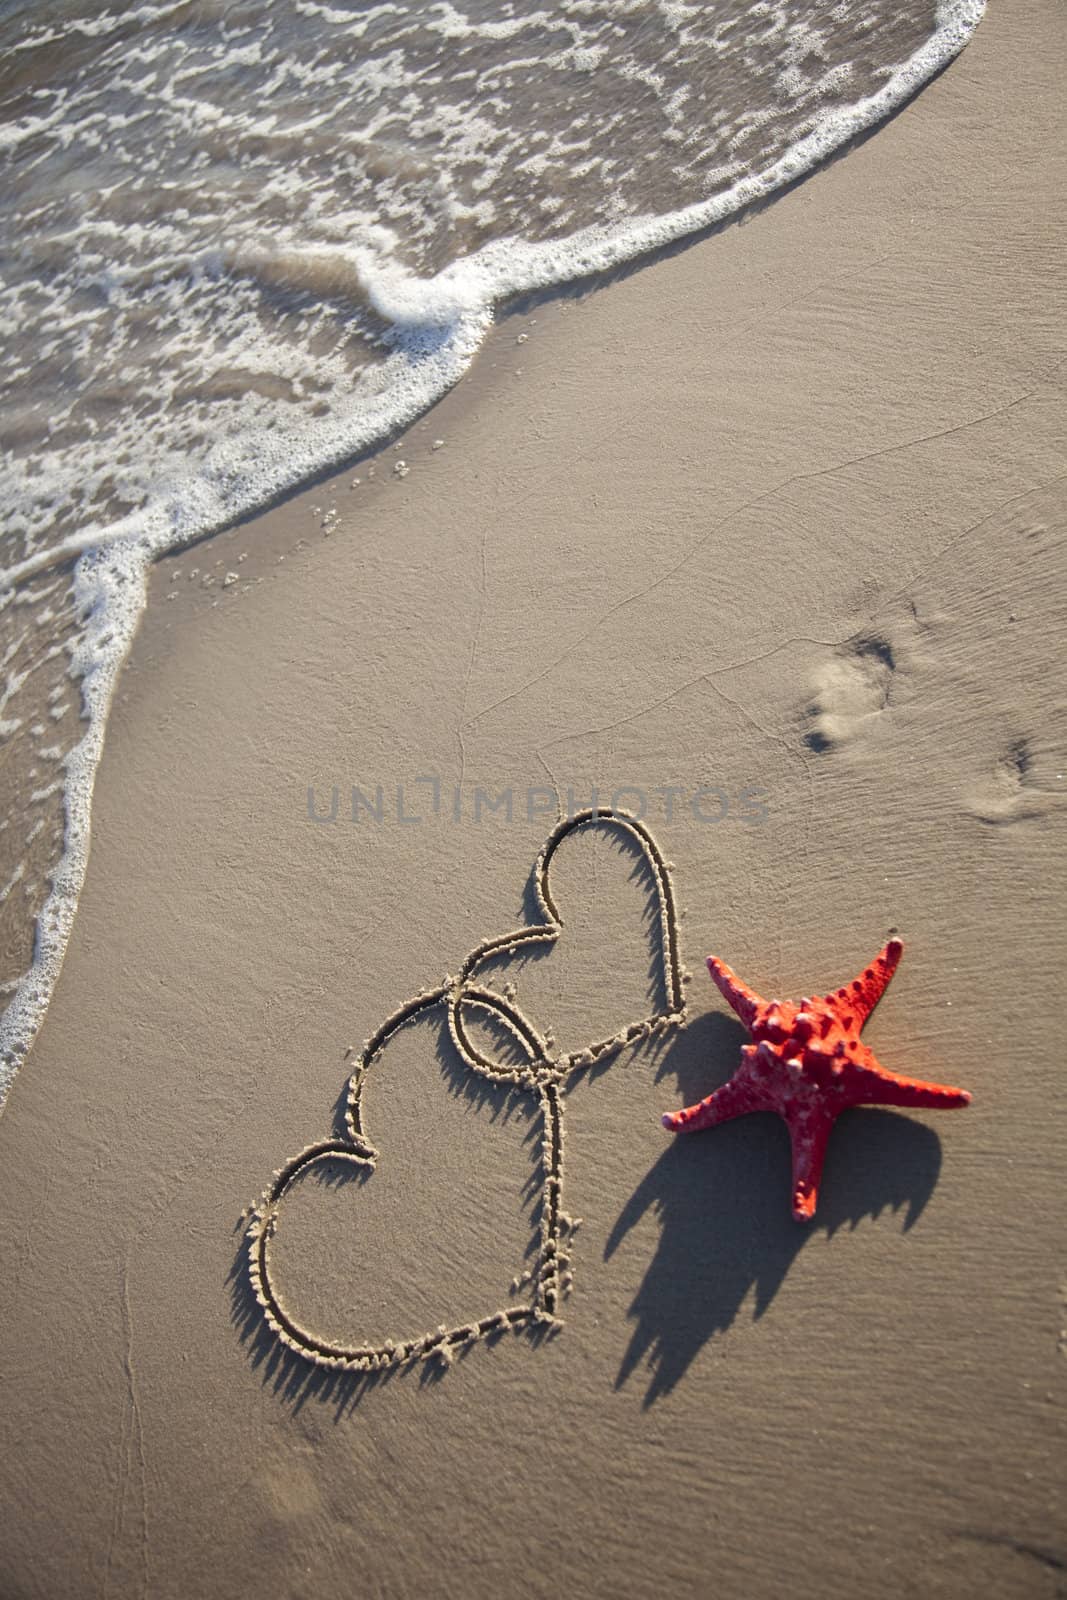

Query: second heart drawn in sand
left=246, top=808, right=688, bottom=1372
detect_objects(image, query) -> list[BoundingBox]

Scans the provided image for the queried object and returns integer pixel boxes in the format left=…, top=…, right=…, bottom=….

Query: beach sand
left=1, top=2, right=1065, bottom=1596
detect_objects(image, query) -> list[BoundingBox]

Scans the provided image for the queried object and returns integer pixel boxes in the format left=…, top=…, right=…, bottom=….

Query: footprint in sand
left=804, top=633, right=898, bottom=753
left=965, top=736, right=1049, bottom=825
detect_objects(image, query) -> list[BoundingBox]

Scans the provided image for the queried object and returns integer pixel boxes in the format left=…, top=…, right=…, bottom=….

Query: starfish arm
left=821, top=937, right=903, bottom=1027
left=785, top=1104, right=835, bottom=1222
left=662, top=1071, right=768, bottom=1134
left=823, top=937, right=903, bottom=1028
left=845, top=1065, right=972, bottom=1111
left=706, top=954, right=764, bottom=1030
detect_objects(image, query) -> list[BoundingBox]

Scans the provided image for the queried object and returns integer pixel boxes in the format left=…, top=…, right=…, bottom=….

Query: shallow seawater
left=0, top=0, right=984, bottom=1093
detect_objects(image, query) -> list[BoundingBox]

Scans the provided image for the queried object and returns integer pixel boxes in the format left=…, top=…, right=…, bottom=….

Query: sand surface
left=1, top=3, right=1065, bottom=1596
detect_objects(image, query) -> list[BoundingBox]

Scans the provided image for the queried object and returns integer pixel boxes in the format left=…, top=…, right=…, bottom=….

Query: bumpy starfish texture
left=661, top=938, right=971, bottom=1221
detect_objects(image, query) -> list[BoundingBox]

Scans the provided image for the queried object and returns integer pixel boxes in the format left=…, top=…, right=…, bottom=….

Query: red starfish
left=661, top=939, right=970, bottom=1221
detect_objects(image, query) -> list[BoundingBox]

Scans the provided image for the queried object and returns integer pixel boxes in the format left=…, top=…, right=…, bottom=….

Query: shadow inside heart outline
left=446, top=808, right=686, bottom=1085
left=246, top=808, right=688, bottom=1374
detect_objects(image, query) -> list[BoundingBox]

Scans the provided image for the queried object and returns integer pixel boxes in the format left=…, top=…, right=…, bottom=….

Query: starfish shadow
left=607, top=1011, right=944, bottom=1406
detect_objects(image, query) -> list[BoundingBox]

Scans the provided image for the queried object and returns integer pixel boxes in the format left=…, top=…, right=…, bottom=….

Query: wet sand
left=0, top=2, right=1065, bottom=1596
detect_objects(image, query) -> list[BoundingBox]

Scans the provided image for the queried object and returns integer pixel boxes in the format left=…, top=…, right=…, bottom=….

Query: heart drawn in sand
left=246, top=809, right=688, bottom=1373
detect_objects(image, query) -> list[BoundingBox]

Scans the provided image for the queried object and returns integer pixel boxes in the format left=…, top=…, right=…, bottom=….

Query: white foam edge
left=0, top=313, right=488, bottom=1105
left=0, top=0, right=984, bottom=1108
left=360, top=0, right=985, bottom=327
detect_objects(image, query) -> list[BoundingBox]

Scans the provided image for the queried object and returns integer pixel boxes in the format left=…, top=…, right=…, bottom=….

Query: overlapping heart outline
left=246, top=808, right=688, bottom=1372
